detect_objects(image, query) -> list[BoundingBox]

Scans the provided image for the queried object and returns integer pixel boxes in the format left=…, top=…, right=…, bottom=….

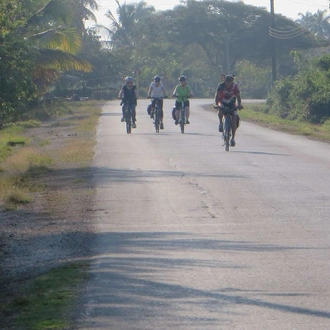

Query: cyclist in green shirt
left=172, top=75, right=194, bottom=125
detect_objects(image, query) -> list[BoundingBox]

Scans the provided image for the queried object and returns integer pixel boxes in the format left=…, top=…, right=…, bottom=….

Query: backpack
left=147, top=104, right=152, bottom=116
left=171, top=107, right=176, bottom=120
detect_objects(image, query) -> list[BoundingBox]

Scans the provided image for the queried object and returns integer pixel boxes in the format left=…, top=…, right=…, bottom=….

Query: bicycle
left=175, top=98, right=189, bottom=134
left=149, top=97, right=165, bottom=133
left=122, top=100, right=134, bottom=134
left=222, top=105, right=234, bottom=151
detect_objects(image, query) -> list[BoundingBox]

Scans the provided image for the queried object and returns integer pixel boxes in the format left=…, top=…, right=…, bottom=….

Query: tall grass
left=0, top=102, right=102, bottom=209
left=0, top=147, right=53, bottom=209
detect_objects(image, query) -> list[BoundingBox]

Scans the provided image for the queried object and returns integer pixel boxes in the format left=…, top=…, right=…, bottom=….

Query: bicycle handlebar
left=216, top=103, right=244, bottom=110
left=172, top=95, right=191, bottom=99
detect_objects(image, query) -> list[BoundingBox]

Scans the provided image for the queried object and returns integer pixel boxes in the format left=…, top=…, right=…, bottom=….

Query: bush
left=267, top=54, right=330, bottom=124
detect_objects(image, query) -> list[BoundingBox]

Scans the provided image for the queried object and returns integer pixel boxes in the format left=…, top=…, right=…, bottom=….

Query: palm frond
left=37, top=48, right=92, bottom=72
left=30, top=27, right=82, bottom=54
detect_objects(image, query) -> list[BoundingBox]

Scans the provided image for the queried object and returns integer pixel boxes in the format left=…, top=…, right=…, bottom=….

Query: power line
left=269, top=29, right=309, bottom=39
left=269, top=21, right=315, bottom=35
left=286, top=0, right=328, bottom=8
left=269, top=16, right=323, bottom=39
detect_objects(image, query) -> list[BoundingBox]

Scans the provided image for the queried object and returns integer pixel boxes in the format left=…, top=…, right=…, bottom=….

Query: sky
left=91, top=0, right=329, bottom=27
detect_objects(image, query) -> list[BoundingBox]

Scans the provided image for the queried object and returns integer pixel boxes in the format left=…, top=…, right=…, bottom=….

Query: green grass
left=5, top=120, right=41, bottom=130
left=238, top=104, right=330, bottom=142
left=11, top=262, right=90, bottom=330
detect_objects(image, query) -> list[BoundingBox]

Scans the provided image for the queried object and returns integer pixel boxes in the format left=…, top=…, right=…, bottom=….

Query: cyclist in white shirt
left=147, top=75, right=167, bottom=129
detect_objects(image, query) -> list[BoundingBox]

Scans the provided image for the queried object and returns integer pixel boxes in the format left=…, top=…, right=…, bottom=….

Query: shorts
left=175, top=100, right=190, bottom=110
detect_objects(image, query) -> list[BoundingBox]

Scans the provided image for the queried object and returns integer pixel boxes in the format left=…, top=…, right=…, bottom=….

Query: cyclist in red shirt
left=215, top=75, right=243, bottom=146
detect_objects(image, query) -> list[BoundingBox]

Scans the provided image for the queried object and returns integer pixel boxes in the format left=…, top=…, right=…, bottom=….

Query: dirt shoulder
left=0, top=102, right=105, bottom=327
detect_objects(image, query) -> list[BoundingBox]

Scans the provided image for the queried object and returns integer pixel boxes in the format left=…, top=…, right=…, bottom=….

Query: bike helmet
left=179, top=75, right=187, bottom=82
left=125, top=76, right=134, bottom=83
left=154, top=75, right=161, bottom=82
left=224, top=75, right=234, bottom=82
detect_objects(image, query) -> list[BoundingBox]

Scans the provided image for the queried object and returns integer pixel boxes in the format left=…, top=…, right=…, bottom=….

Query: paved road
left=77, top=99, right=330, bottom=329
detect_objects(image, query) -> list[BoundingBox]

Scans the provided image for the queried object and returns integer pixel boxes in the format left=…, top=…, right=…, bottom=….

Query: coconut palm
left=13, top=0, right=96, bottom=92
left=99, top=0, right=155, bottom=49
left=297, top=10, right=330, bottom=39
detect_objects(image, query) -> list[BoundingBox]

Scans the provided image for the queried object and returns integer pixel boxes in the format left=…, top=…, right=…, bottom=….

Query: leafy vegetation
left=267, top=51, right=330, bottom=123
left=0, top=0, right=95, bottom=124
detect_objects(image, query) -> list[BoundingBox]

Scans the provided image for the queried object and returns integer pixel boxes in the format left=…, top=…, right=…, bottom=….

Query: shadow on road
left=233, top=150, right=290, bottom=156
left=75, top=231, right=330, bottom=328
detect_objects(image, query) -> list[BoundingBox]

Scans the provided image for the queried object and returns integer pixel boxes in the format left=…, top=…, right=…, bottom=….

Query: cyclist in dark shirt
left=118, top=76, right=139, bottom=128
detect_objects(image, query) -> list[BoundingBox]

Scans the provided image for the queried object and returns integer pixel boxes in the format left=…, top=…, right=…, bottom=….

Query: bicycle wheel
left=126, top=110, right=131, bottom=134
left=223, top=117, right=231, bottom=151
left=154, top=107, right=160, bottom=133
left=180, top=107, right=185, bottom=134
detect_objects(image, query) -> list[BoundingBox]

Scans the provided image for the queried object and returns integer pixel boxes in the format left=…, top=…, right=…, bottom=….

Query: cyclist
left=147, top=75, right=167, bottom=129
left=215, top=75, right=243, bottom=147
left=118, top=76, right=139, bottom=128
left=172, top=75, right=194, bottom=125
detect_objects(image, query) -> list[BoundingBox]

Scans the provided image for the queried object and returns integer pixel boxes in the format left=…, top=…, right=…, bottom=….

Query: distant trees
left=264, top=9, right=330, bottom=124
left=2, top=0, right=330, bottom=124
left=296, top=10, right=330, bottom=40
left=96, top=0, right=321, bottom=97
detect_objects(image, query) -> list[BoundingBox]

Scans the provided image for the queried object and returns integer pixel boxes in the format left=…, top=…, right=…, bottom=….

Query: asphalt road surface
left=76, top=99, right=330, bottom=329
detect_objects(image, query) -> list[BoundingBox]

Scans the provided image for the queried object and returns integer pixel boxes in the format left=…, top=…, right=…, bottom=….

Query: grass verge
left=0, top=100, right=104, bottom=328
left=240, top=104, right=330, bottom=142
left=0, top=101, right=102, bottom=209
left=9, top=262, right=90, bottom=330
left=0, top=147, right=53, bottom=210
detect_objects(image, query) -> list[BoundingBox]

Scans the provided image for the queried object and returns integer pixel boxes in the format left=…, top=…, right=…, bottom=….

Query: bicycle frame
left=173, top=95, right=189, bottom=134
left=222, top=106, right=234, bottom=151
left=153, top=98, right=161, bottom=133
left=179, top=101, right=186, bottom=134
left=123, top=101, right=133, bottom=134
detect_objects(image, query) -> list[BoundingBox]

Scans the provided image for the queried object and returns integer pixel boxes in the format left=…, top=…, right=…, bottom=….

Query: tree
left=0, top=0, right=97, bottom=123
left=235, top=61, right=271, bottom=98
left=162, top=0, right=322, bottom=79
left=0, top=0, right=38, bottom=122
left=297, top=10, right=330, bottom=40
left=100, top=0, right=155, bottom=49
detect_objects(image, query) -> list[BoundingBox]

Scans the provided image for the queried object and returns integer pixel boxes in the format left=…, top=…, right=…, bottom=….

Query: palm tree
left=99, top=0, right=155, bottom=49
left=297, top=10, right=330, bottom=39
left=13, top=0, right=96, bottom=93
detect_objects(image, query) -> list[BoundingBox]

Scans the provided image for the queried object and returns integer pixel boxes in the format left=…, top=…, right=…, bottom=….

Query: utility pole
left=270, top=0, right=277, bottom=82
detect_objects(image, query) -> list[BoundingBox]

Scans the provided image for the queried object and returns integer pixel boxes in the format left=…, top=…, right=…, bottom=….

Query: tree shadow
left=75, top=231, right=330, bottom=328
left=233, top=150, right=290, bottom=156
left=29, top=166, right=249, bottom=188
